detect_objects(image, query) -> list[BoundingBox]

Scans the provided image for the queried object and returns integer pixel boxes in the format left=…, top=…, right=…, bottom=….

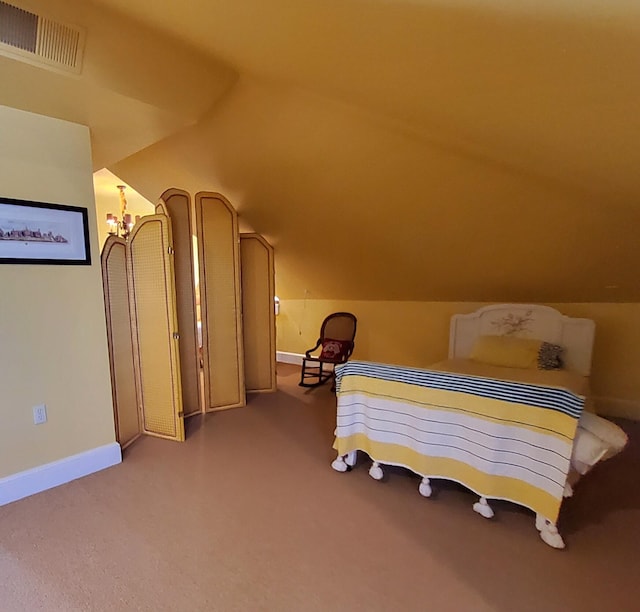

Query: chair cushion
left=320, top=338, right=351, bottom=362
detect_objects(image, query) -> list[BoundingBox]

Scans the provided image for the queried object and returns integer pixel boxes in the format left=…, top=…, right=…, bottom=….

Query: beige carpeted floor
left=1, top=363, right=639, bottom=611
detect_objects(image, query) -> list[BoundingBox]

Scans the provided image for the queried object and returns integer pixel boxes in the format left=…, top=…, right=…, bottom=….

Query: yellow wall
left=111, top=78, right=640, bottom=306
left=277, top=299, right=640, bottom=420
left=0, top=105, right=116, bottom=479
left=111, top=76, right=640, bottom=420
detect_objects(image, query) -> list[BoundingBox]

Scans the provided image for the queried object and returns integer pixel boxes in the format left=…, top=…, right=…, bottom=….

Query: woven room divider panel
left=101, top=236, right=141, bottom=448
left=196, top=192, right=245, bottom=411
left=157, top=189, right=201, bottom=417
left=240, top=233, right=276, bottom=393
left=128, top=215, right=185, bottom=441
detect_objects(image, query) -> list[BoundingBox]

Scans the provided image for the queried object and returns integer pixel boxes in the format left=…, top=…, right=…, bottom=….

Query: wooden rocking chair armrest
left=305, top=339, right=322, bottom=359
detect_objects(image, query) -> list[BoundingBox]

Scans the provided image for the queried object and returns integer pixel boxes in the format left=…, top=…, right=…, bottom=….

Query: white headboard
left=449, top=304, right=595, bottom=376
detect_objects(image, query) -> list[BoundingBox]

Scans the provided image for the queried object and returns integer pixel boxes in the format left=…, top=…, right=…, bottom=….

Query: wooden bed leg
left=369, top=461, right=384, bottom=481
left=472, top=496, right=494, bottom=519
left=418, top=477, right=432, bottom=498
left=331, top=452, right=348, bottom=472
left=345, top=450, right=357, bottom=467
left=536, top=514, right=565, bottom=549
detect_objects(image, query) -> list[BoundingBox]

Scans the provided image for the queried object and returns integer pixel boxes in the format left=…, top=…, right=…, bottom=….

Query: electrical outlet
left=33, top=404, right=47, bottom=425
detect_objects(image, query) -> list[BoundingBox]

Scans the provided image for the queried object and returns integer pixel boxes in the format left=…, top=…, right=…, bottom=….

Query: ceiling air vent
left=0, top=0, right=85, bottom=74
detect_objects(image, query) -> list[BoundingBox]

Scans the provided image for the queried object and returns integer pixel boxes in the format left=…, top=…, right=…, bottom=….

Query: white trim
left=0, top=442, right=122, bottom=506
left=593, top=397, right=640, bottom=421
left=276, top=351, right=304, bottom=365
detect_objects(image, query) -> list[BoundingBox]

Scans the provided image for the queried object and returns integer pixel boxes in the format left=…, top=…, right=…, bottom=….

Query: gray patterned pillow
left=538, top=342, right=563, bottom=370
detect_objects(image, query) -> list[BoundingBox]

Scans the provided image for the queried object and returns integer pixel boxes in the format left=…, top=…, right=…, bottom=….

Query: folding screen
left=156, top=189, right=201, bottom=417
left=101, top=235, right=140, bottom=448
left=127, top=215, right=185, bottom=440
left=240, top=233, right=276, bottom=393
left=195, top=192, right=245, bottom=411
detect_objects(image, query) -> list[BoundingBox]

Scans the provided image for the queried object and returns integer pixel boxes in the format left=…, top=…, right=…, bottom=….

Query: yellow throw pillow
left=470, top=335, right=542, bottom=369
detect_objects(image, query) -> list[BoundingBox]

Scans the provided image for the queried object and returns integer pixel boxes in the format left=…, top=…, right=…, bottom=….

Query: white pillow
left=571, top=428, right=609, bottom=475
left=578, top=412, right=628, bottom=460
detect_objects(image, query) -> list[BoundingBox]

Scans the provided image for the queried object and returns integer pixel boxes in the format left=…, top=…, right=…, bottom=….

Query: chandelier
left=106, top=185, right=140, bottom=239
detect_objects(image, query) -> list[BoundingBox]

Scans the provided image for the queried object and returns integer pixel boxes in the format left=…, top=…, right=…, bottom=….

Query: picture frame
left=0, top=196, right=91, bottom=265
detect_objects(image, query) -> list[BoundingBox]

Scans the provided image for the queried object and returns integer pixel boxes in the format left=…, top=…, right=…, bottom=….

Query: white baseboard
left=277, top=351, right=304, bottom=365
left=0, top=442, right=122, bottom=507
left=593, top=396, right=640, bottom=421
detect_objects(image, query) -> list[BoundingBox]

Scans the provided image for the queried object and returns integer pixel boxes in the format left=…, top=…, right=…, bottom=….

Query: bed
left=331, top=304, right=628, bottom=549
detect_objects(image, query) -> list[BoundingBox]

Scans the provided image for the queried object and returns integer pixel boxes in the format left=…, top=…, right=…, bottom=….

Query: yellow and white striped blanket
left=334, top=360, right=585, bottom=522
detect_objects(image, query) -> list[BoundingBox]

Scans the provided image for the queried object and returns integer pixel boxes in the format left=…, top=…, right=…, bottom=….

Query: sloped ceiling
left=3, top=0, right=640, bottom=300
left=0, top=0, right=235, bottom=168
left=96, top=0, right=640, bottom=201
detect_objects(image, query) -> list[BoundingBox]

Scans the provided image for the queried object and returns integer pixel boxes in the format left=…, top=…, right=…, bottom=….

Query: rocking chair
left=299, top=312, right=357, bottom=390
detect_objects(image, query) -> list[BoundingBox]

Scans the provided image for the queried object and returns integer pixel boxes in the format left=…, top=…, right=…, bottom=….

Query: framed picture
left=0, top=197, right=91, bottom=265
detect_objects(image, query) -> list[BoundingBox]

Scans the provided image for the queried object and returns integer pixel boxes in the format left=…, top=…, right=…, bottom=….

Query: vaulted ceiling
left=2, top=0, right=640, bottom=300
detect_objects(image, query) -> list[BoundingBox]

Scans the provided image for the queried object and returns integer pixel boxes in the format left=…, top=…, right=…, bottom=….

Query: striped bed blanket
left=333, top=360, right=585, bottom=522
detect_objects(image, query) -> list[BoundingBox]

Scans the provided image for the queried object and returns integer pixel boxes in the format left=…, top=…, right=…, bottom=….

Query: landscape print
left=0, top=198, right=90, bottom=264
left=0, top=221, right=69, bottom=244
